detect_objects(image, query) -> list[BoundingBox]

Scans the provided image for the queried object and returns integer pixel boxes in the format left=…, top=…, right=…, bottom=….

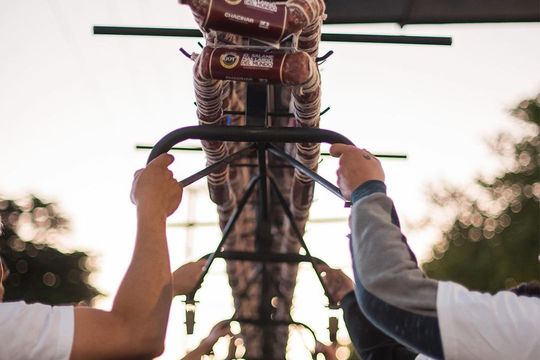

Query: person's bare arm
left=70, top=154, right=182, bottom=359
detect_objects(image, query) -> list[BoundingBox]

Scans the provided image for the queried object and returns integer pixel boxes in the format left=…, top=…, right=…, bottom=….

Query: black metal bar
left=93, top=25, right=452, bottom=46
left=320, top=151, right=407, bottom=159
left=224, top=108, right=329, bottom=117
left=137, top=145, right=203, bottom=152
left=188, top=175, right=260, bottom=297
left=224, top=110, right=293, bottom=117
left=229, top=163, right=294, bottom=169
left=137, top=144, right=407, bottom=159
left=320, top=32, right=452, bottom=45
left=255, top=143, right=275, bottom=356
left=267, top=176, right=339, bottom=309
left=246, top=84, right=268, bottom=126
left=213, top=250, right=319, bottom=263
left=179, top=145, right=256, bottom=187
left=147, top=126, right=354, bottom=164
left=93, top=26, right=202, bottom=37
left=267, top=144, right=348, bottom=203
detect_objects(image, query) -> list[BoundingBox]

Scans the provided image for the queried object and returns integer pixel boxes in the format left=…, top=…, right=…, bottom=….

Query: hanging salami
left=195, top=46, right=314, bottom=85
left=179, top=0, right=325, bottom=43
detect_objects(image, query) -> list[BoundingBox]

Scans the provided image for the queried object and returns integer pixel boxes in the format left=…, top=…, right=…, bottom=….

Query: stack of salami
left=180, top=0, right=326, bottom=357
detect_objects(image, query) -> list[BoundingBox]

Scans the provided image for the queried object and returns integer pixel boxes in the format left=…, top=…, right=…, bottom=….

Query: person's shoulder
left=1, top=300, right=75, bottom=318
left=438, top=281, right=540, bottom=307
left=0, top=300, right=28, bottom=312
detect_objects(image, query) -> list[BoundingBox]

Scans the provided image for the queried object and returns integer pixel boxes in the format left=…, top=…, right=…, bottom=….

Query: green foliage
left=0, top=195, right=101, bottom=305
left=422, top=94, right=540, bottom=293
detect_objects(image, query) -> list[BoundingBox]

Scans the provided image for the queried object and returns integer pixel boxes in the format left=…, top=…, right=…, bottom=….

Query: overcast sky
left=1, top=1, right=539, bottom=358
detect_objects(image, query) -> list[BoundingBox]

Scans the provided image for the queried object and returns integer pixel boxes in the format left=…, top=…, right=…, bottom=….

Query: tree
left=422, top=94, right=540, bottom=293
left=0, top=195, right=100, bottom=305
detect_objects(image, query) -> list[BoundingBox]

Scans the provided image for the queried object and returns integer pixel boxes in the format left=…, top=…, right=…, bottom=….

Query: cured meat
left=195, top=46, right=315, bottom=86
left=182, top=1, right=327, bottom=357
left=179, top=0, right=325, bottom=43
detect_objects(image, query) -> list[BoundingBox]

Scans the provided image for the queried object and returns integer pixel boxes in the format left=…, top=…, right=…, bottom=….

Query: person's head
left=510, top=281, right=540, bottom=298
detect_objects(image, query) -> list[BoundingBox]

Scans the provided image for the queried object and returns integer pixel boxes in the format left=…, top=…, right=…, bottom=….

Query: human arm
left=181, top=321, right=232, bottom=360
left=70, top=154, right=183, bottom=359
left=319, top=265, right=418, bottom=360
left=330, top=144, right=540, bottom=360
left=330, top=144, right=443, bottom=359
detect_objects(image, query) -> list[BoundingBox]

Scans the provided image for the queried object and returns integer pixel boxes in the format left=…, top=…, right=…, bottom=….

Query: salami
left=196, top=46, right=314, bottom=85
left=179, top=0, right=325, bottom=43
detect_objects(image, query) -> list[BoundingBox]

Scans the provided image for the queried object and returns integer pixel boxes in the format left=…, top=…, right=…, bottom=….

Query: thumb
left=149, top=153, right=174, bottom=168
left=329, top=143, right=352, bottom=158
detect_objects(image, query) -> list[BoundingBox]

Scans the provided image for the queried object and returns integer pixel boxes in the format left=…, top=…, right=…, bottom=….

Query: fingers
left=148, top=153, right=174, bottom=168
left=329, top=143, right=355, bottom=157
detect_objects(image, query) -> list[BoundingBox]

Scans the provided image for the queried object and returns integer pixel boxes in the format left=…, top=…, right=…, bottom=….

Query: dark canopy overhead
left=324, top=0, right=540, bottom=25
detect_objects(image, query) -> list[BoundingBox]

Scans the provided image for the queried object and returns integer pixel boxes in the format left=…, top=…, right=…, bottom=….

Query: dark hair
left=509, top=281, right=540, bottom=298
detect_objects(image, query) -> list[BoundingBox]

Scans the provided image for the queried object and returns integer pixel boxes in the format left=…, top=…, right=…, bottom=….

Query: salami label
left=203, top=0, right=288, bottom=42
left=208, top=47, right=287, bottom=83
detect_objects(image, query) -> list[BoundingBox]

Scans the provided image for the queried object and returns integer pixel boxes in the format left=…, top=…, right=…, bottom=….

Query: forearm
left=350, top=182, right=443, bottom=359
left=112, top=211, right=172, bottom=347
left=341, top=291, right=418, bottom=360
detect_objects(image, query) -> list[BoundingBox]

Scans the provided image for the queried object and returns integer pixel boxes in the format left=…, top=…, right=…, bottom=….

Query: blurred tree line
left=0, top=195, right=100, bottom=305
left=422, top=94, right=540, bottom=292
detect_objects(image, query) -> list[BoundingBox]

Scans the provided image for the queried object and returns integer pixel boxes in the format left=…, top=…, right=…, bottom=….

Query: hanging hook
left=179, top=47, right=195, bottom=61
left=316, top=50, right=334, bottom=64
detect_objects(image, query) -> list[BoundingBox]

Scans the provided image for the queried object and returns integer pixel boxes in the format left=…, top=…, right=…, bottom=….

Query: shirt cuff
left=351, top=180, right=387, bottom=204
left=340, top=290, right=357, bottom=308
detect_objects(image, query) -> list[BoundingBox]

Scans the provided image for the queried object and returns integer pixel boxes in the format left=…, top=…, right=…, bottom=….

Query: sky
left=1, top=0, right=539, bottom=358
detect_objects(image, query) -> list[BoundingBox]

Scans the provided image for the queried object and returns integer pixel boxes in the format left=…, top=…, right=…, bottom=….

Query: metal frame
left=147, top=125, right=351, bottom=350
left=93, top=25, right=453, bottom=46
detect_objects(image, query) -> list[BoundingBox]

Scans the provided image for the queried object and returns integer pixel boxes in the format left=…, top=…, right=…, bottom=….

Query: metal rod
left=93, top=26, right=202, bottom=37
left=168, top=217, right=345, bottom=228
left=147, top=125, right=354, bottom=164
left=187, top=175, right=261, bottom=298
left=224, top=110, right=293, bottom=117
left=268, top=176, right=339, bottom=309
left=138, top=144, right=407, bottom=160
left=93, top=26, right=452, bottom=45
left=320, top=151, right=407, bottom=159
left=180, top=145, right=256, bottom=187
left=267, top=145, right=348, bottom=203
left=137, top=145, right=203, bottom=152
left=213, top=250, right=319, bottom=263
left=321, top=32, right=451, bottom=45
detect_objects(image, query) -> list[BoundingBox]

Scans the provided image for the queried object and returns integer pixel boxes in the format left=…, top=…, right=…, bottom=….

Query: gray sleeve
left=349, top=183, right=444, bottom=359
left=351, top=193, right=438, bottom=316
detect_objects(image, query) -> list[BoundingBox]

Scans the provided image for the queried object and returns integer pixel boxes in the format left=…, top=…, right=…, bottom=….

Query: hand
left=329, top=144, right=385, bottom=200
left=206, top=320, right=232, bottom=344
left=317, top=264, right=354, bottom=304
left=316, top=341, right=338, bottom=360
left=130, top=154, right=183, bottom=218
left=172, top=259, right=207, bottom=296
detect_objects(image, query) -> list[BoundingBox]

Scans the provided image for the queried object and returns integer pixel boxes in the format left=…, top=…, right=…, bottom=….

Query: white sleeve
left=437, top=281, right=540, bottom=360
left=415, top=355, right=435, bottom=360
left=0, top=301, right=74, bottom=360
